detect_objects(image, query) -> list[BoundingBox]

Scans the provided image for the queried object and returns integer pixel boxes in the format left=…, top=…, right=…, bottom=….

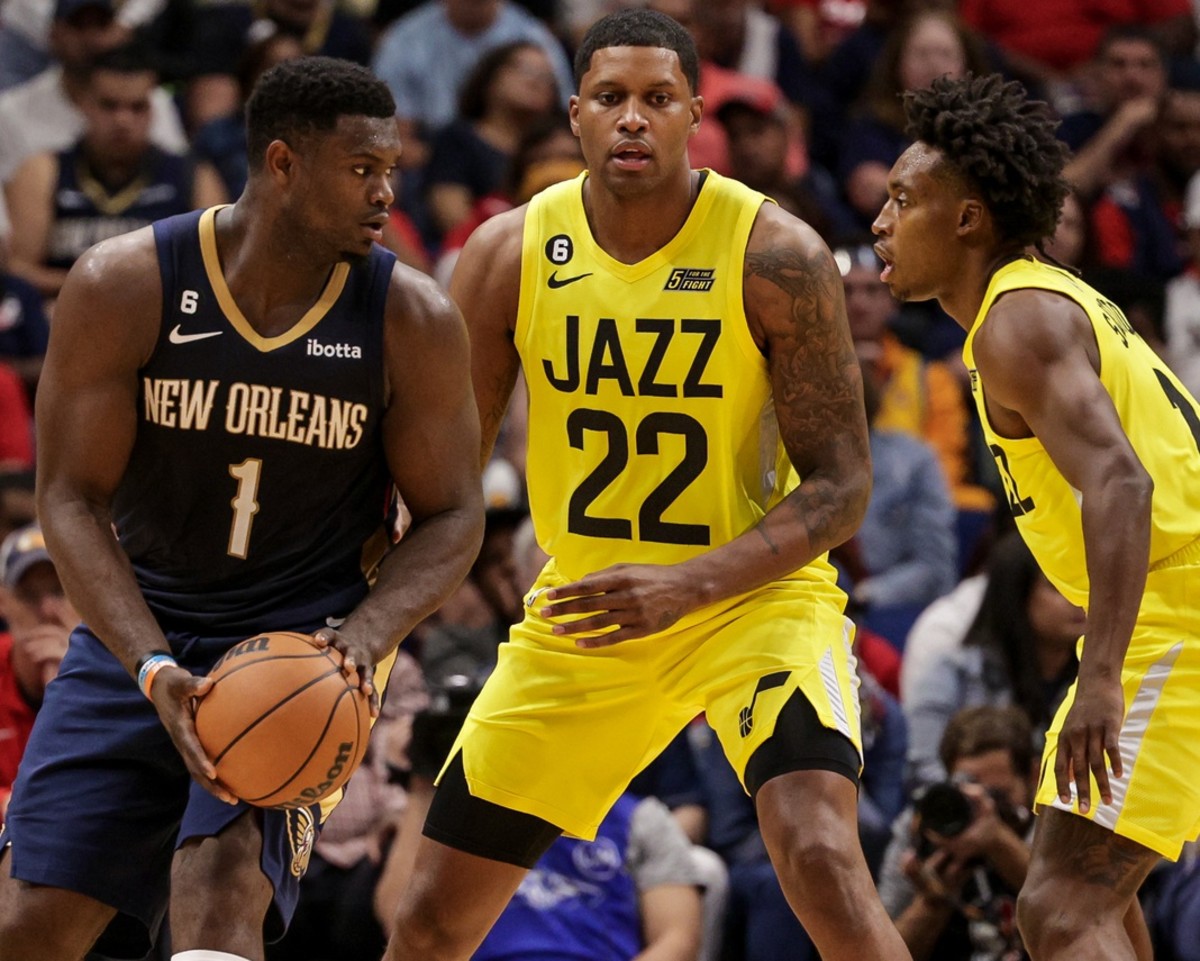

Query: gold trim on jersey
left=198, top=206, right=350, bottom=353
left=75, top=153, right=152, bottom=216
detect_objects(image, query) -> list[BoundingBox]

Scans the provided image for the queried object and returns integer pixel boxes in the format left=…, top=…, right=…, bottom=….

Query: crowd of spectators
left=3, top=0, right=1200, bottom=958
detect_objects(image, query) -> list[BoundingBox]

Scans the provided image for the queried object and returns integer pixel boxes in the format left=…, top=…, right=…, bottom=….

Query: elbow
left=1106, top=458, right=1153, bottom=514
left=838, top=467, right=872, bottom=545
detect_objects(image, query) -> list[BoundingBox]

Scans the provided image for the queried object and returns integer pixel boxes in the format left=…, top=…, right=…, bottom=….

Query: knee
left=756, top=770, right=864, bottom=891
left=389, top=890, right=480, bottom=960
left=771, top=828, right=858, bottom=889
left=1016, top=878, right=1090, bottom=954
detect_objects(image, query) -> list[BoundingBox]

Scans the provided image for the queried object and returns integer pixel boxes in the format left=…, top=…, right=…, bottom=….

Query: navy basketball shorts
left=0, top=624, right=326, bottom=959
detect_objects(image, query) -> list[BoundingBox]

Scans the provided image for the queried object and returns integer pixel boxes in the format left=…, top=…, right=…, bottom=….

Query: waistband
left=1149, top=536, right=1200, bottom=573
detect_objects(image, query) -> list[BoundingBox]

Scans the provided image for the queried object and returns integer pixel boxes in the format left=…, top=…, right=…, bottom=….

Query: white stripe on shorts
left=819, top=645, right=852, bottom=740
left=1053, top=642, right=1183, bottom=826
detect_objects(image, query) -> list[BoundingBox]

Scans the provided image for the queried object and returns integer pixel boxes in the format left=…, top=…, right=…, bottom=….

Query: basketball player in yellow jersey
left=382, top=9, right=916, bottom=961
left=872, top=72, right=1200, bottom=961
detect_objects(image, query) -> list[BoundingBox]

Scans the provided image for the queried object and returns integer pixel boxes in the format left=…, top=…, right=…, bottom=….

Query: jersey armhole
left=727, top=196, right=771, bottom=366
left=513, top=201, right=540, bottom=354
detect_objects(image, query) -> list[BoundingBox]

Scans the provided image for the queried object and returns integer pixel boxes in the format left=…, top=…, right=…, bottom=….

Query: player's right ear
left=264, top=139, right=296, bottom=183
left=568, top=95, right=581, bottom=137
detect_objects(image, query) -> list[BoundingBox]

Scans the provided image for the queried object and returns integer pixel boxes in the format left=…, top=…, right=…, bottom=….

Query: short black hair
left=939, top=705, right=1035, bottom=775
left=573, top=9, right=699, bottom=93
left=245, top=56, right=395, bottom=169
left=1097, top=22, right=1166, bottom=64
left=85, top=40, right=158, bottom=80
left=904, top=72, right=1071, bottom=250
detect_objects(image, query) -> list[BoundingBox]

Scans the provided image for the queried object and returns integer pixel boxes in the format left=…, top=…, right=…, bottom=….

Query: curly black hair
left=904, top=73, right=1071, bottom=250
left=245, top=56, right=395, bottom=169
left=574, top=9, right=698, bottom=93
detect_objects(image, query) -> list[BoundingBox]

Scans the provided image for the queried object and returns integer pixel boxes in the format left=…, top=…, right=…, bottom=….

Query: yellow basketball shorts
left=438, top=563, right=863, bottom=841
left=1035, top=558, right=1200, bottom=860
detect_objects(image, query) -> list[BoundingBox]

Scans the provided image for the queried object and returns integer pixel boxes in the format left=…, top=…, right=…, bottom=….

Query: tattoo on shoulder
left=744, top=246, right=856, bottom=390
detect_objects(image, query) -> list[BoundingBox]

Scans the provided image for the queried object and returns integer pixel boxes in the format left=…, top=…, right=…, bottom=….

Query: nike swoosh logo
left=169, top=325, right=223, bottom=345
left=547, top=271, right=593, bottom=289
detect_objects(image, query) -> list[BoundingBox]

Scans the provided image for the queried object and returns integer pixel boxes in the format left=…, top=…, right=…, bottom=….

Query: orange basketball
left=194, top=631, right=371, bottom=809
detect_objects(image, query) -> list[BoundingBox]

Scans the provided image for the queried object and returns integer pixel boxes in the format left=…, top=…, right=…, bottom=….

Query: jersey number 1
left=227, top=458, right=262, bottom=558
left=1156, top=369, right=1200, bottom=451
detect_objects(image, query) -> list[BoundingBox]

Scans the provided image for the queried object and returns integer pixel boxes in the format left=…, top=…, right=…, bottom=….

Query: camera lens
left=914, top=781, right=974, bottom=838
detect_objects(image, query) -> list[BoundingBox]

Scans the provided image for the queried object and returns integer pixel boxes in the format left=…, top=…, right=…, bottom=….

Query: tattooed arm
left=448, top=206, right=526, bottom=467
left=742, top=205, right=872, bottom=566
left=538, top=205, right=871, bottom=645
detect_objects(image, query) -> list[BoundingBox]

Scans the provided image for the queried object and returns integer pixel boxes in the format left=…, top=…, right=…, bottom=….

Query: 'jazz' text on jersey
left=541, top=315, right=724, bottom=398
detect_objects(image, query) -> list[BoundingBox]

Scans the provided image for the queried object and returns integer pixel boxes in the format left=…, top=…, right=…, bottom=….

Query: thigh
left=170, top=808, right=275, bottom=954
left=694, top=594, right=861, bottom=791
left=0, top=846, right=117, bottom=961
left=1026, top=808, right=1159, bottom=909
left=2, top=627, right=190, bottom=959
left=174, top=789, right=326, bottom=949
left=440, top=593, right=684, bottom=841
left=384, top=833, right=532, bottom=960
left=424, top=751, right=562, bottom=868
left=1035, top=599, right=1200, bottom=860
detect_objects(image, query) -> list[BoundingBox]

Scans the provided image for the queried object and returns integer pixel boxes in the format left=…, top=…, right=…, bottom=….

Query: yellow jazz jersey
left=964, top=258, right=1200, bottom=607
left=517, top=170, right=840, bottom=598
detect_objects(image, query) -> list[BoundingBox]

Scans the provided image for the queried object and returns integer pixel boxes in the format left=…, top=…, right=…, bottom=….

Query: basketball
left=194, top=631, right=371, bottom=809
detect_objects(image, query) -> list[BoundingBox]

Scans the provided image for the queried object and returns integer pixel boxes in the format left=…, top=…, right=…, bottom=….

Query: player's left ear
left=956, top=198, right=986, bottom=238
left=689, top=95, right=703, bottom=135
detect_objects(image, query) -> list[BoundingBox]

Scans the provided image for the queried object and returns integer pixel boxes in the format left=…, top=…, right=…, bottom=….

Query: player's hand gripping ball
left=194, top=631, right=371, bottom=808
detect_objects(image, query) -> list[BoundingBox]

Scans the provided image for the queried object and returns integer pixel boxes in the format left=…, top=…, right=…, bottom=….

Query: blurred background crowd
left=2, top=0, right=1200, bottom=958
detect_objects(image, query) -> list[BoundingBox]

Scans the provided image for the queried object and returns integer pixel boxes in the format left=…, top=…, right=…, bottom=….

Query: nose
left=370, top=172, right=394, bottom=209
left=617, top=99, right=647, bottom=134
left=871, top=205, right=891, bottom=236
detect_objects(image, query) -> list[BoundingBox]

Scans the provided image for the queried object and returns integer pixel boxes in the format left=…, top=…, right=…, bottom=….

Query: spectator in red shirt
left=1086, top=83, right=1200, bottom=283
left=960, top=0, right=1194, bottom=82
left=0, top=364, right=32, bottom=472
left=0, top=524, right=75, bottom=820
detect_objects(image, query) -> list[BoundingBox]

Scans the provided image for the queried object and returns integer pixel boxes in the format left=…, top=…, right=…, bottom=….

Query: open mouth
left=874, top=243, right=894, bottom=282
left=612, top=143, right=651, bottom=170
left=361, top=217, right=388, bottom=242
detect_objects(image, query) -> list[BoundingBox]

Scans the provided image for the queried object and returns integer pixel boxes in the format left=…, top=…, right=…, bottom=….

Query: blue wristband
left=136, top=652, right=178, bottom=699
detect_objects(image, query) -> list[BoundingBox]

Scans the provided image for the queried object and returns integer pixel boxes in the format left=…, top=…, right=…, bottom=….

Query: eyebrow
left=589, top=77, right=678, bottom=90
left=347, top=151, right=398, bottom=163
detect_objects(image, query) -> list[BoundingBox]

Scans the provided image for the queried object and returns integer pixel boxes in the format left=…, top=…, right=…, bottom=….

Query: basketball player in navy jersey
left=0, top=58, right=484, bottom=961
left=385, top=11, right=911, bottom=961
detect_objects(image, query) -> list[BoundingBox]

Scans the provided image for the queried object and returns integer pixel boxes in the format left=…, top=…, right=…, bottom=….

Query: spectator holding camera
left=878, top=706, right=1037, bottom=961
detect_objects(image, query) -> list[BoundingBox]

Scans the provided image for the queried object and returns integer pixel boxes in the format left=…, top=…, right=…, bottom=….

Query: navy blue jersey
left=114, top=207, right=395, bottom=634
left=48, top=144, right=195, bottom=271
